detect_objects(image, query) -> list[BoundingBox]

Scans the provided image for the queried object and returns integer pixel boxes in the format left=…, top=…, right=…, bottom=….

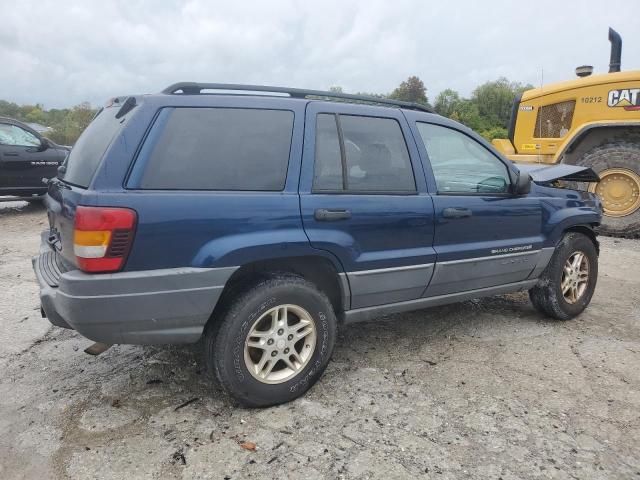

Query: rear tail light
left=73, top=206, right=137, bottom=273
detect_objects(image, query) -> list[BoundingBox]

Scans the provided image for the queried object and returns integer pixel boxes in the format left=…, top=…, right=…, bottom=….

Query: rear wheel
left=575, top=142, right=640, bottom=237
left=529, top=232, right=598, bottom=320
left=205, top=274, right=337, bottom=407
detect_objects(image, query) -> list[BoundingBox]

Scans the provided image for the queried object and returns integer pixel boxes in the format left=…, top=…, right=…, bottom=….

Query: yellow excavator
left=493, top=28, right=640, bottom=237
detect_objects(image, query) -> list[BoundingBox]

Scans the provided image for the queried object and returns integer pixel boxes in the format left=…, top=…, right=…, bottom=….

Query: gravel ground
left=1, top=201, right=639, bottom=480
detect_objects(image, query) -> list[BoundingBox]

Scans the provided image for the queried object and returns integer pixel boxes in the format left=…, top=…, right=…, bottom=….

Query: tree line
left=0, top=75, right=532, bottom=145
left=0, top=100, right=96, bottom=146
left=331, top=75, right=532, bottom=140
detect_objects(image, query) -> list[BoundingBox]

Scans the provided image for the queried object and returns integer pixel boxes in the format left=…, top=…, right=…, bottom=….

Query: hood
left=515, top=163, right=600, bottom=183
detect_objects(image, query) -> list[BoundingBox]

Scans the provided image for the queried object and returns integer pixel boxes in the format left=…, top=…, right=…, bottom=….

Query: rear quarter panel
left=83, top=96, right=328, bottom=271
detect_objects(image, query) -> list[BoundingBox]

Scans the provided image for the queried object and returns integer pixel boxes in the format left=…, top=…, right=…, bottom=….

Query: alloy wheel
left=243, top=304, right=317, bottom=384
left=561, top=251, right=590, bottom=304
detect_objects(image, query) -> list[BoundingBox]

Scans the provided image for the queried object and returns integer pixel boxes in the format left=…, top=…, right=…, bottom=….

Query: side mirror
left=478, top=176, right=509, bottom=194
left=513, top=171, right=532, bottom=195
left=39, top=137, right=50, bottom=151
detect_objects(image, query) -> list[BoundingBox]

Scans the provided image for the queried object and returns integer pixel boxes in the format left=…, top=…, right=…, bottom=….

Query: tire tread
left=529, top=232, right=598, bottom=320
left=204, top=273, right=336, bottom=407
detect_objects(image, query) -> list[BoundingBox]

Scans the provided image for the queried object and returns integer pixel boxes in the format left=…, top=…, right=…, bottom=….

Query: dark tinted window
left=417, top=123, right=510, bottom=194
left=312, top=114, right=415, bottom=193
left=138, top=108, right=293, bottom=190
left=63, top=108, right=126, bottom=187
left=313, top=114, right=343, bottom=191
left=341, top=115, right=415, bottom=192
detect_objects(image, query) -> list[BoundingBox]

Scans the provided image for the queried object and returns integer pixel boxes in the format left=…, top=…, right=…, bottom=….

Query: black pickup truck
left=0, top=117, right=69, bottom=198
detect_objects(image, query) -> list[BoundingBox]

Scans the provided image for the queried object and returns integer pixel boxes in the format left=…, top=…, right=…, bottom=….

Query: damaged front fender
left=515, top=163, right=600, bottom=184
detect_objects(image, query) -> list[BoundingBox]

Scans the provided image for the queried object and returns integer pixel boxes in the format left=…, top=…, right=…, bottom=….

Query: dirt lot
left=0, top=201, right=639, bottom=480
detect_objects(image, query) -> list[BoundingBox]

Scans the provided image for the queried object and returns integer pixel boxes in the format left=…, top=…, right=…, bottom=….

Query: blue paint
left=45, top=92, right=602, bottom=294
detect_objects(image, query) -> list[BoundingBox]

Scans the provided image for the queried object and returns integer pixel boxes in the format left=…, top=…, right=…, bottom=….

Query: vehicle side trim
left=346, top=263, right=435, bottom=309
left=437, top=250, right=539, bottom=265
left=337, top=273, right=352, bottom=311
left=59, top=266, right=238, bottom=296
left=349, top=262, right=435, bottom=276
left=343, top=279, right=537, bottom=324
left=527, top=247, right=555, bottom=279
left=424, top=250, right=542, bottom=297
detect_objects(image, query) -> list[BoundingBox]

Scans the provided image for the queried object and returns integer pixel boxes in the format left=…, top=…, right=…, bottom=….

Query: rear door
left=299, top=102, right=436, bottom=309
left=410, top=119, right=544, bottom=297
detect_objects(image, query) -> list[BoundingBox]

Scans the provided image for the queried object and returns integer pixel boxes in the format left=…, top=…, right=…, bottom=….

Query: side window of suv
left=313, top=114, right=416, bottom=193
left=313, top=114, right=343, bottom=191
left=135, top=108, right=294, bottom=191
left=416, top=122, right=511, bottom=194
left=0, top=123, right=40, bottom=147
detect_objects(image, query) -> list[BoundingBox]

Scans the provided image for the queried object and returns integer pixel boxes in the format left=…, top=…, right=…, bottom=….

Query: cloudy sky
left=1, top=0, right=638, bottom=108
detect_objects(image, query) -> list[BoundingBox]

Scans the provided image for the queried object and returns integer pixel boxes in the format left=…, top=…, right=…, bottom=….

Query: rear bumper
left=32, top=241, right=237, bottom=344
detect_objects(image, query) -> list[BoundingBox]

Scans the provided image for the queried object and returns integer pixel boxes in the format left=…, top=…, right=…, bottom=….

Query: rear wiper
left=44, top=177, right=71, bottom=190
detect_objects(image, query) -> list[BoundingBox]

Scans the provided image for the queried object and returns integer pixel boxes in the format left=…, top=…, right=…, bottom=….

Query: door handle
left=442, top=207, right=472, bottom=218
left=4, top=152, right=19, bottom=157
left=314, top=208, right=352, bottom=221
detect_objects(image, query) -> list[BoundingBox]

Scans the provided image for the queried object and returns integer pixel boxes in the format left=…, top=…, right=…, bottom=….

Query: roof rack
left=161, top=82, right=434, bottom=114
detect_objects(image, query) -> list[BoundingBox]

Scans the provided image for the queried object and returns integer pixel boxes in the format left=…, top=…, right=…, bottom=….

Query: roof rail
left=161, top=82, right=434, bottom=113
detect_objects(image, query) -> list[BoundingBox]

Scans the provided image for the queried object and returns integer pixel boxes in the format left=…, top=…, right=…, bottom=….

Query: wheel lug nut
left=287, top=334, right=293, bottom=340
left=277, top=329, right=284, bottom=335
left=284, top=348, right=290, bottom=354
left=267, top=339, right=274, bottom=345
left=271, top=351, right=277, bottom=357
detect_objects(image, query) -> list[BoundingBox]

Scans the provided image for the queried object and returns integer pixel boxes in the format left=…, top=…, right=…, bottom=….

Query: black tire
left=529, top=232, right=598, bottom=320
left=574, top=142, right=640, bottom=238
left=205, top=274, right=337, bottom=407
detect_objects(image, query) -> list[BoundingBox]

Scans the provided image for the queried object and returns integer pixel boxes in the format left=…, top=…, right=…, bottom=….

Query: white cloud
left=1, top=0, right=638, bottom=108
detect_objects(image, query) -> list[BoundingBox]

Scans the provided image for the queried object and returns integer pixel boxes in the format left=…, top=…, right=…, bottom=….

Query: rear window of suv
left=133, top=108, right=294, bottom=191
left=62, top=107, right=128, bottom=188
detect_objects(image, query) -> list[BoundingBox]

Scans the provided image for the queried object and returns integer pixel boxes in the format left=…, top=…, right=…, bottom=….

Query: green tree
left=434, top=89, right=462, bottom=117
left=24, top=105, right=47, bottom=124
left=478, top=126, right=508, bottom=141
left=450, top=99, right=485, bottom=132
left=0, top=99, right=97, bottom=145
left=389, top=76, right=428, bottom=105
left=49, top=102, right=96, bottom=145
left=70, top=102, right=95, bottom=129
left=471, top=77, right=532, bottom=129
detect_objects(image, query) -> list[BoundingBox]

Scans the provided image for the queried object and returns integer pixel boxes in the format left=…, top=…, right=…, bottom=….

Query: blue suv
left=33, top=83, right=602, bottom=406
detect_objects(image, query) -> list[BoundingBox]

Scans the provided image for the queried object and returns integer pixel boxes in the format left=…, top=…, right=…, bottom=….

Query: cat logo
left=607, top=88, right=640, bottom=110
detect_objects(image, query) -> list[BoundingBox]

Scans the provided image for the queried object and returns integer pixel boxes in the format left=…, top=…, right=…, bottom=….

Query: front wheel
left=529, top=232, right=598, bottom=320
left=205, top=275, right=337, bottom=407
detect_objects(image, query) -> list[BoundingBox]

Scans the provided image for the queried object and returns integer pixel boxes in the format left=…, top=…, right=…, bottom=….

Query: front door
left=0, top=122, right=60, bottom=191
left=299, top=103, right=436, bottom=309
left=412, top=121, right=544, bottom=297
